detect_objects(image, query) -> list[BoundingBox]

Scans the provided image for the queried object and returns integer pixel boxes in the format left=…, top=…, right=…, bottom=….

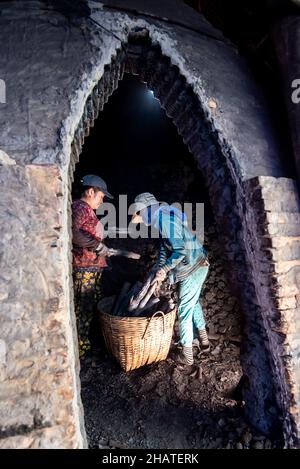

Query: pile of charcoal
left=110, top=274, right=176, bottom=318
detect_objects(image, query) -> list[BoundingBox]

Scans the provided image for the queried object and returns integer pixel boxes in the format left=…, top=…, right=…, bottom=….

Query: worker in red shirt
left=72, top=174, right=114, bottom=358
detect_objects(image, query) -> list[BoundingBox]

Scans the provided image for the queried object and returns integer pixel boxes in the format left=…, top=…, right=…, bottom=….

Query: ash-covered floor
left=80, top=327, right=282, bottom=449
left=81, top=342, right=242, bottom=449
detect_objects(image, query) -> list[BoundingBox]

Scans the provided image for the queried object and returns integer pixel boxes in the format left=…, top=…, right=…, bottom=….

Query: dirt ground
left=80, top=333, right=281, bottom=449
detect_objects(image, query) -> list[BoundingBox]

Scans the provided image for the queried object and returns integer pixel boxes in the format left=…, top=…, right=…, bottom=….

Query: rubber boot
left=198, top=328, right=210, bottom=353
left=175, top=345, right=194, bottom=365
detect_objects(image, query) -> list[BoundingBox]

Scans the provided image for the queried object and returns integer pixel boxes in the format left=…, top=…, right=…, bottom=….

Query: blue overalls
left=147, top=205, right=209, bottom=347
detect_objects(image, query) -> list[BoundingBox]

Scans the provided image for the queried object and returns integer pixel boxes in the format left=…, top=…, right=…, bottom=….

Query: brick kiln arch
left=68, top=33, right=300, bottom=448
left=1, top=3, right=300, bottom=449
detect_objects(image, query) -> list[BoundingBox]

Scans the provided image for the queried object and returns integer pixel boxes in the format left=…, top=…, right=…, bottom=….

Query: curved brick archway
left=68, top=35, right=300, bottom=447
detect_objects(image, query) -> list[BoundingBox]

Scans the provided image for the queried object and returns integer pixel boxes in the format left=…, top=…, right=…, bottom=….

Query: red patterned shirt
left=72, top=199, right=107, bottom=269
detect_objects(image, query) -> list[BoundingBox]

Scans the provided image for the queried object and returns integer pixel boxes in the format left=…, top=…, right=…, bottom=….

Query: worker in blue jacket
left=131, top=192, right=210, bottom=365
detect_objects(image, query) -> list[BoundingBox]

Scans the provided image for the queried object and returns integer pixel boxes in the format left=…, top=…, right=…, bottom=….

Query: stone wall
left=0, top=165, right=86, bottom=448
left=0, top=0, right=300, bottom=448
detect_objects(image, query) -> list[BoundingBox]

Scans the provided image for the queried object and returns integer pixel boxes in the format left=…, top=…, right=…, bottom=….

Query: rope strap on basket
left=142, top=310, right=166, bottom=340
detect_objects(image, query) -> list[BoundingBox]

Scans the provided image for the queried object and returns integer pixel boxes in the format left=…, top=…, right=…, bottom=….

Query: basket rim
left=98, top=307, right=177, bottom=322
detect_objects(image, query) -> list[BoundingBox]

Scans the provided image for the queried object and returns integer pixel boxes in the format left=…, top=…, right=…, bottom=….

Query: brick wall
left=244, top=176, right=300, bottom=446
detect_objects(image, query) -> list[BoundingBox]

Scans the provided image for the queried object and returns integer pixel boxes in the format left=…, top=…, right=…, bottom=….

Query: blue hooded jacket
left=143, top=204, right=208, bottom=284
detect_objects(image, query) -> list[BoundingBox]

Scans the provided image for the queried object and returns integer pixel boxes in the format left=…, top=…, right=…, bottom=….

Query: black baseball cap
left=80, top=174, right=113, bottom=199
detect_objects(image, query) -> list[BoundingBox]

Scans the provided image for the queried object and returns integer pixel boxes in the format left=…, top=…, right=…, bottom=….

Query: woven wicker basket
left=98, top=296, right=176, bottom=372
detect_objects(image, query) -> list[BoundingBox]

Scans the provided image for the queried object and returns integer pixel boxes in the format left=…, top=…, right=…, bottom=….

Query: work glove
left=105, top=248, right=125, bottom=257
left=95, top=246, right=122, bottom=258
left=97, top=245, right=141, bottom=259
left=95, top=242, right=110, bottom=256
left=153, top=267, right=167, bottom=283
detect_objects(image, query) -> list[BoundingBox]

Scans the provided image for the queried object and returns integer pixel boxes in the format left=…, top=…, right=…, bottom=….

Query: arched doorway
left=73, top=73, right=246, bottom=448
left=67, top=34, right=298, bottom=446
